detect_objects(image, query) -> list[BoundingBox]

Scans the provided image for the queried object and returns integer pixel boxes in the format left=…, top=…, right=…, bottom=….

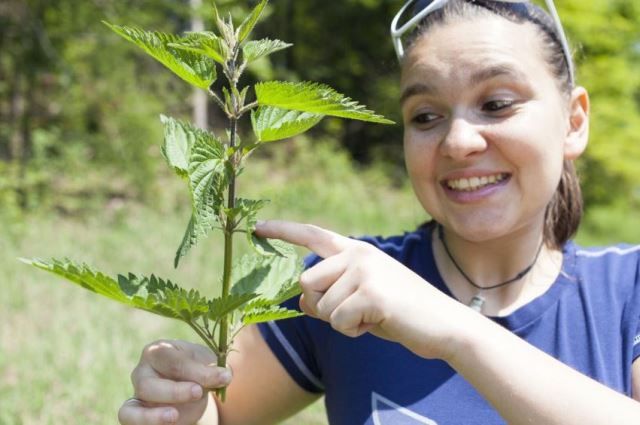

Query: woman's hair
left=406, top=0, right=583, bottom=248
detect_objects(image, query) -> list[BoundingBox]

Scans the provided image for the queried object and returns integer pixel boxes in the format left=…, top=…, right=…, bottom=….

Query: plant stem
left=216, top=79, right=239, bottom=400
left=188, top=321, right=218, bottom=353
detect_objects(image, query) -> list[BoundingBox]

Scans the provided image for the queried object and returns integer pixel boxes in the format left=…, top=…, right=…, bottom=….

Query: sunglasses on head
left=390, top=0, right=574, bottom=86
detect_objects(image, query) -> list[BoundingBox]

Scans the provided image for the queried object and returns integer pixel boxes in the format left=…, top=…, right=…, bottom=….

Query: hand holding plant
left=22, top=0, right=392, bottom=402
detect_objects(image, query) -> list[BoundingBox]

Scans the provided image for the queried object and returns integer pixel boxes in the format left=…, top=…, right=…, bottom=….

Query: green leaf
left=251, top=106, right=323, bottom=142
left=237, top=0, right=268, bottom=43
left=189, top=136, right=226, bottom=211
left=208, top=292, right=258, bottom=321
left=231, top=260, right=272, bottom=297
left=169, top=32, right=227, bottom=66
left=230, top=250, right=302, bottom=302
left=160, top=115, right=207, bottom=178
left=250, top=235, right=291, bottom=257
left=267, top=275, right=302, bottom=306
left=242, top=38, right=291, bottom=64
left=174, top=132, right=228, bottom=267
left=103, top=22, right=216, bottom=89
left=242, top=304, right=303, bottom=325
left=231, top=198, right=290, bottom=257
left=22, top=258, right=208, bottom=321
left=232, top=198, right=268, bottom=253
left=255, top=81, right=395, bottom=124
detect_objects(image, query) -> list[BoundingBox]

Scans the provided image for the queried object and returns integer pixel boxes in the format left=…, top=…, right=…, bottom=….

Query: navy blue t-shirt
left=258, top=226, right=640, bottom=424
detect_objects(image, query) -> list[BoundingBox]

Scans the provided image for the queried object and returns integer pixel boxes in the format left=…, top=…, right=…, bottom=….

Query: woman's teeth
left=446, top=173, right=507, bottom=191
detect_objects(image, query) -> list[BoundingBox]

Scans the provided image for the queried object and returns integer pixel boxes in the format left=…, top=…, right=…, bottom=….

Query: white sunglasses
left=390, top=0, right=574, bottom=86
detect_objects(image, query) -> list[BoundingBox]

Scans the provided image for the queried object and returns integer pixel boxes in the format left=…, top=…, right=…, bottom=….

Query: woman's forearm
left=197, top=394, right=220, bottom=425
left=448, top=315, right=640, bottom=424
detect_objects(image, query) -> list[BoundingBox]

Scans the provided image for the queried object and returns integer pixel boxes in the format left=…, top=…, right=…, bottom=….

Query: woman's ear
left=564, top=86, right=590, bottom=160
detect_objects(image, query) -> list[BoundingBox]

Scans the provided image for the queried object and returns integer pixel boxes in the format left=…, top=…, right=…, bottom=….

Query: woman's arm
left=448, top=312, right=640, bottom=425
left=255, top=220, right=640, bottom=425
left=202, top=324, right=320, bottom=425
left=632, top=358, right=640, bottom=401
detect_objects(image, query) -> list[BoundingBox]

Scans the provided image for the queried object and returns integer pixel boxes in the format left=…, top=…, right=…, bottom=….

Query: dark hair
left=406, top=0, right=582, bottom=248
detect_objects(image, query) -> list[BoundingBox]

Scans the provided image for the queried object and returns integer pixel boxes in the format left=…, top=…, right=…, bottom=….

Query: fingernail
left=162, top=409, right=177, bottom=423
left=191, top=384, right=203, bottom=399
left=255, top=220, right=265, bottom=227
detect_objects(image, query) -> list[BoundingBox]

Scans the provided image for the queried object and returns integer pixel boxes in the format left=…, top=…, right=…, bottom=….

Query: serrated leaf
left=251, top=106, right=323, bottom=142
left=232, top=198, right=272, bottom=255
left=190, top=139, right=225, bottom=210
left=23, top=258, right=208, bottom=321
left=208, top=292, right=258, bottom=321
left=231, top=261, right=272, bottom=297
left=231, top=198, right=290, bottom=257
left=160, top=114, right=209, bottom=178
left=230, top=250, right=302, bottom=302
left=242, top=305, right=303, bottom=325
left=237, top=0, right=268, bottom=43
left=169, top=32, right=227, bottom=65
left=255, top=81, right=395, bottom=124
left=174, top=133, right=228, bottom=267
left=242, top=38, right=291, bottom=64
left=267, top=276, right=301, bottom=306
left=103, top=22, right=216, bottom=89
left=250, top=235, right=291, bottom=257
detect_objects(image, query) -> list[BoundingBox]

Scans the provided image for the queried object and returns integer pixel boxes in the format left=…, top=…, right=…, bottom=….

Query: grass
left=2, top=138, right=637, bottom=424
left=0, top=139, right=422, bottom=425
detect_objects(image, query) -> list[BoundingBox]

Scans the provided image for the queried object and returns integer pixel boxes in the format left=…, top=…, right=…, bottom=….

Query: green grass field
left=2, top=140, right=638, bottom=424
left=0, top=140, right=423, bottom=425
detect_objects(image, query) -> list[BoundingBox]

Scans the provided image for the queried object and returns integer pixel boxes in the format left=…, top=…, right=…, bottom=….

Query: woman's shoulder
left=565, top=240, right=640, bottom=293
left=570, top=241, right=640, bottom=270
left=572, top=242, right=640, bottom=259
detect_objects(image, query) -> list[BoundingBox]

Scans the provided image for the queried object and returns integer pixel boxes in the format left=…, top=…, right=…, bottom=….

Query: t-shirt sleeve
left=634, top=252, right=640, bottom=362
left=256, top=254, right=325, bottom=394
left=633, top=325, right=640, bottom=361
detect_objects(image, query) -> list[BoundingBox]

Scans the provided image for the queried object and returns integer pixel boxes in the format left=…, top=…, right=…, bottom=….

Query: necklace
left=437, top=224, right=544, bottom=313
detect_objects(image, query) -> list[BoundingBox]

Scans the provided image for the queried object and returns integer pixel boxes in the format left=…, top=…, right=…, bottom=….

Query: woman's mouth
left=444, top=173, right=509, bottom=192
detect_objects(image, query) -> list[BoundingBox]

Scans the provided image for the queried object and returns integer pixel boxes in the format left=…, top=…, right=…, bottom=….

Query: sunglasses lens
left=393, top=0, right=433, bottom=29
left=411, top=0, right=436, bottom=17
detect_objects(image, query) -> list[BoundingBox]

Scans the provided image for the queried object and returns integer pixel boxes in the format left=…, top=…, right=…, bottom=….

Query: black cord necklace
left=437, top=224, right=544, bottom=313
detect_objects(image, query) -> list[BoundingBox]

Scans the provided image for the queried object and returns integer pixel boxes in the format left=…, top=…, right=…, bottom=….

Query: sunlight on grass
left=3, top=139, right=636, bottom=424
left=1, top=140, right=420, bottom=424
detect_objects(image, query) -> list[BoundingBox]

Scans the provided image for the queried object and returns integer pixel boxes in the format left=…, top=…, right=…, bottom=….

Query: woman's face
left=401, top=16, right=583, bottom=243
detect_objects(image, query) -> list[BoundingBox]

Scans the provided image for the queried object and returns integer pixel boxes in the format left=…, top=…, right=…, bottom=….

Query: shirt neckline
left=414, top=225, right=577, bottom=332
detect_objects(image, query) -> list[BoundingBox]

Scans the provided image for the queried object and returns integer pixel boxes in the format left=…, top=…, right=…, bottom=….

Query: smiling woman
left=401, top=13, right=584, bottom=245
left=118, top=1, right=640, bottom=425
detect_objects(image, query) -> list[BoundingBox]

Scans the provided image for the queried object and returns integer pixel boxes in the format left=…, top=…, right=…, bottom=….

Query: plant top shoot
left=22, top=0, right=393, bottom=401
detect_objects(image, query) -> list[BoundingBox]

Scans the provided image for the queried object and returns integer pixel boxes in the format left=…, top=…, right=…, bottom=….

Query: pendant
left=468, top=295, right=485, bottom=313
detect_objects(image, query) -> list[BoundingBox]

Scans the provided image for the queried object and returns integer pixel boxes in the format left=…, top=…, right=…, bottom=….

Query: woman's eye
left=412, top=112, right=439, bottom=125
left=482, top=99, right=514, bottom=112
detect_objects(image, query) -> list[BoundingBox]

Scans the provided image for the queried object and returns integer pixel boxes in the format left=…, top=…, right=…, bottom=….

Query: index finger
left=254, top=220, right=355, bottom=258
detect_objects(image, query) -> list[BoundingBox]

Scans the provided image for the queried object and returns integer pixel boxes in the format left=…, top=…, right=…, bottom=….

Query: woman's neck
left=431, top=222, right=563, bottom=316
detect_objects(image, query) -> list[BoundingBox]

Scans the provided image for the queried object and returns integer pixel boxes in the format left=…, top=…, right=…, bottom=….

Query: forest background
left=1, top=0, right=639, bottom=424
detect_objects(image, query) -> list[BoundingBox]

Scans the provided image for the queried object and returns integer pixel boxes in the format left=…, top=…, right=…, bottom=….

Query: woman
left=118, top=1, right=640, bottom=424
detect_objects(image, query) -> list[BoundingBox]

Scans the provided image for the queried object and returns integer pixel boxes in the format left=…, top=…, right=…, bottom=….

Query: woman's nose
left=439, top=116, right=487, bottom=160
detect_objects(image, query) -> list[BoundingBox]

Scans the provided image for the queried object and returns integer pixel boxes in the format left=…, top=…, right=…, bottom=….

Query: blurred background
left=1, top=0, right=638, bottom=424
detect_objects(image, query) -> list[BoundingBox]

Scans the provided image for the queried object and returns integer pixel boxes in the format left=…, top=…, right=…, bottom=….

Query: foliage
left=560, top=0, right=640, bottom=207
left=4, top=137, right=426, bottom=424
left=4, top=137, right=633, bottom=423
left=0, top=0, right=189, bottom=215
left=253, top=0, right=640, bottom=207
left=22, top=0, right=391, bottom=401
left=2, top=0, right=639, bottom=217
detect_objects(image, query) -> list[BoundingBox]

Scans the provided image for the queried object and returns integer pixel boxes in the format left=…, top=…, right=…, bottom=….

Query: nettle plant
left=22, top=0, right=392, bottom=400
